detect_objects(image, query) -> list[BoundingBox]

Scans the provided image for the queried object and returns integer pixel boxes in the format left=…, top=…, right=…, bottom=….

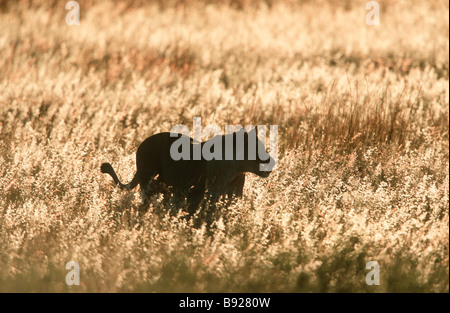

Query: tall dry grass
left=0, top=0, right=448, bottom=292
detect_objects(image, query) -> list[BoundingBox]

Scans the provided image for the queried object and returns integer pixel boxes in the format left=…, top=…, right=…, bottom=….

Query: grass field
left=0, top=0, right=448, bottom=292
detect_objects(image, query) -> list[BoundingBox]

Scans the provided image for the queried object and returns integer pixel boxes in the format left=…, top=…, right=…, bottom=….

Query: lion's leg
left=187, top=187, right=204, bottom=216
left=226, top=173, right=245, bottom=198
left=139, top=173, right=163, bottom=202
left=187, top=177, right=206, bottom=216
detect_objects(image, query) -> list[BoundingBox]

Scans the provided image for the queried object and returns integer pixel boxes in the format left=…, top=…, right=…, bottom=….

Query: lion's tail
left=101, top=163, right=139, bottom=190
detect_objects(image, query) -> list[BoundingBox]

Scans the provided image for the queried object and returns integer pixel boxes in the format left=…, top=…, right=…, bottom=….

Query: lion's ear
left=237, top=127, right=247, bottom=139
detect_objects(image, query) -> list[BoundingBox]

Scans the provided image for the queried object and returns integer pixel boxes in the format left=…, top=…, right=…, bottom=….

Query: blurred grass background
left=0, top=0, right=448, bottom=292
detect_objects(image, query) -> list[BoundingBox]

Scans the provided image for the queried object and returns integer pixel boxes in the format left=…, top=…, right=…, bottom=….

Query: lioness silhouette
left=101, top=128, right=273, bottom=213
